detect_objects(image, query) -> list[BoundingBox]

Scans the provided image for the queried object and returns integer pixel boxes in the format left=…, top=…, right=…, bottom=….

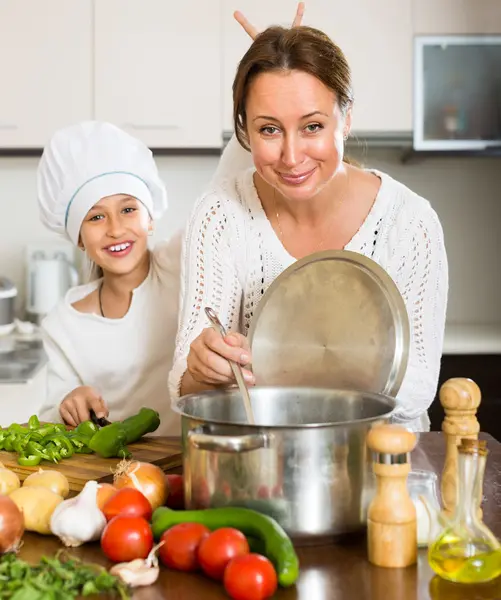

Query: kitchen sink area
left=0, top=336, right=47, bottom=384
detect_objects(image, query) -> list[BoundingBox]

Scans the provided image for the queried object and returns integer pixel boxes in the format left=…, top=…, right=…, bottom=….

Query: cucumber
left=120, top=408, right=160, bottom=444
left=151, top=506, right=299, bottom=587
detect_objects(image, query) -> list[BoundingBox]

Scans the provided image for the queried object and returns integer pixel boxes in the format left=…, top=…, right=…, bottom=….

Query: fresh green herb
left=0, top=551, right=130, bottom=599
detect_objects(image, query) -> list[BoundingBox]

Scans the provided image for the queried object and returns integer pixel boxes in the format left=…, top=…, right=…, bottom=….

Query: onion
left=113, top=461, right=168, bottom=511
left=96, top=483, right=117, bottom=511
left=0, top=494, right=24, bottom=552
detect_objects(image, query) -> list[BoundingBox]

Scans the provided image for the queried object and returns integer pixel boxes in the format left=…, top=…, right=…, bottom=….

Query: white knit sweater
left=169, top=143, right=449, bottom=432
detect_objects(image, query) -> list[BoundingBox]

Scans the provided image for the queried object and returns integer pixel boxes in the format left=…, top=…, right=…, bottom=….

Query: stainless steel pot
left=175, top=386, right=396, bottom=543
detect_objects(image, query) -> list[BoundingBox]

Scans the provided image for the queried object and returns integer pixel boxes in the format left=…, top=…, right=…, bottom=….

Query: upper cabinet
left=222, top=0, right=413, bottom=133
left=94, top=0, right=222, bottom=148
left=413, top=0, right=501, bottom=34
left=0, top=0, right=92, bottom=148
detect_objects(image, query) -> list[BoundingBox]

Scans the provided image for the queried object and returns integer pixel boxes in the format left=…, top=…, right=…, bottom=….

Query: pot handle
left=187, top=428, right=270, bottom=453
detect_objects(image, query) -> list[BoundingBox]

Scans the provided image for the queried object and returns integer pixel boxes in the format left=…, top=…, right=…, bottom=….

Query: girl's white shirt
left=39, top=233, right=183, bottom=435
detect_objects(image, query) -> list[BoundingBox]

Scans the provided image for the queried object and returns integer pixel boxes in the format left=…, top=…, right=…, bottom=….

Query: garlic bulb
left=50, top=480, right=106, bottom=547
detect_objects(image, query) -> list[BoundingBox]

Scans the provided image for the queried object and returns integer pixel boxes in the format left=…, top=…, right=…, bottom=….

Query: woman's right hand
left=59, top=385, right=109, bottom=426
left=186, top=328, right=255, bottom=387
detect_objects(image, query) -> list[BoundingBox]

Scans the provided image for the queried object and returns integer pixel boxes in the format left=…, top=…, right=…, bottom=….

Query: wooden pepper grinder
left=366, top=424, right=418, bottom=568
left=440, top=377, right=481, bottom=516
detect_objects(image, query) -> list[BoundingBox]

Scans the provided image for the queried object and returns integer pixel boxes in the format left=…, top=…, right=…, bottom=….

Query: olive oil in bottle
left=428, top=439, right=501, bottom=584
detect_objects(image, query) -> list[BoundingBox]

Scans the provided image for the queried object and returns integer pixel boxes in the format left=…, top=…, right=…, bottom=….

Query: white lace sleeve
left=168, top=189, right=244, bottom=401
left=387, top=206, right=448, bottom=431
left=210, top=135, right=254, bottom=187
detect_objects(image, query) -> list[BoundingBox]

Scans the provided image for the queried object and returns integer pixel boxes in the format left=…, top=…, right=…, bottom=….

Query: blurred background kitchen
left=0, top=0, right=500, bottom=434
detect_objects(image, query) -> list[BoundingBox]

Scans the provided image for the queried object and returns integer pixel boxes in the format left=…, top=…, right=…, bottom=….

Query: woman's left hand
left=234, top=2, right=305, bottom=40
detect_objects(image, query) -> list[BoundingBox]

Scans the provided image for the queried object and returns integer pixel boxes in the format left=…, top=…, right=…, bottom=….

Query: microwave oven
left=413, top=35, right=501, bottom=151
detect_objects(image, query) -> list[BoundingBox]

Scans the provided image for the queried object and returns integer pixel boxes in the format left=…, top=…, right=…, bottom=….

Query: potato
left=0, top=468, right=20, bottom=495
left=10, top=486, right=63, bottom=534
left=23, top=469, right=70, bottom=498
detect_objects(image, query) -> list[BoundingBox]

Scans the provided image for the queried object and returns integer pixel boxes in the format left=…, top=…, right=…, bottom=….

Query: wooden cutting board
left=0, top=436, right=183, bottom=493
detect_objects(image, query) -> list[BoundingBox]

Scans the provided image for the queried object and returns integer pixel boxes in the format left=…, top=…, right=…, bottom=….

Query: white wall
left=1, top=149, right=500, bottom=326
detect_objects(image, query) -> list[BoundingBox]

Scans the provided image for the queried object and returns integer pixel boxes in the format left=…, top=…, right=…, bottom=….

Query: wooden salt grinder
left=440, top=377, right=481, bottom=516
left=366, top=424, right=417, bottom=568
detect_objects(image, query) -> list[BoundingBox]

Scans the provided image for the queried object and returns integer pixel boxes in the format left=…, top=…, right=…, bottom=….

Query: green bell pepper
left=74, top=420, right=99, bottom=439
left=88, top=423, right=130, bottom=459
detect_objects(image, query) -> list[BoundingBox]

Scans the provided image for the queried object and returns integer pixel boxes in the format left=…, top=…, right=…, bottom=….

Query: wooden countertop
left=16, top=432, right=501, bottom=600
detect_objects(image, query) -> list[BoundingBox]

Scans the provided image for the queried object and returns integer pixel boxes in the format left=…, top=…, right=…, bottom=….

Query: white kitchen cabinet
left=0, top=1, right=92, bottom=148
left=413, top=0, right=501, bottom=34
left=222, top=0, right=413, bottom=133
left=94, top=0, right=222, bottom=149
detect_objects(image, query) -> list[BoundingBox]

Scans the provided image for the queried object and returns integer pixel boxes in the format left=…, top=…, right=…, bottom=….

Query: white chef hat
left=37, top=121, right=168, bottom=246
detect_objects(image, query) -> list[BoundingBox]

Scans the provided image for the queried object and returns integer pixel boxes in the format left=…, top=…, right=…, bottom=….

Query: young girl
left=36, top=121, right=183, bottom=434
left=35, top=5, right=305, bottom=434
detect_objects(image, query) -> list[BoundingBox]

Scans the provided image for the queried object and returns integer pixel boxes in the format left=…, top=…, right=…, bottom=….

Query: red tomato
left=101, top=516, right=153, bottom=562
left=224, top=554, right=278, bottom=600
left=165, top=474, right=184, bottom=510
left=159, top=523, right=210, bottom=571
left=198, top=528, right=249, bottom=580
left=102, top=487, right=152, bottom=521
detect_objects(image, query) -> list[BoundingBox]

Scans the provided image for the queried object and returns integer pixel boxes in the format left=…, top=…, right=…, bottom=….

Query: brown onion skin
left=0, top=494, right=24, bottom=553
left=114, top=462, right=168, bottom=511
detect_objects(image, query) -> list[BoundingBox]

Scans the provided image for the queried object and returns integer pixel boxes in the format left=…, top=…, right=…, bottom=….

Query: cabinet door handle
left=0, top=124, right=18, bottom=130
left=123, top=123, right=180, bottom=131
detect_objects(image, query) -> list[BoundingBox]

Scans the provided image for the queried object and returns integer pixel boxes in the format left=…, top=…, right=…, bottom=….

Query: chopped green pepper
left=28, top=415, right=40, bottom=430
left=17, top=454, right=42, bottom=466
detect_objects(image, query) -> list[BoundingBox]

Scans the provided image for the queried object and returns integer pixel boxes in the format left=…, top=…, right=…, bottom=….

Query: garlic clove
left=109, top=541, right=165, bottom=588
left=110, top=561, right=160, bottom=587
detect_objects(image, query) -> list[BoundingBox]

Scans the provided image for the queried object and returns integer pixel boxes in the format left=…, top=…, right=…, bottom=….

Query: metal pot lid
left=0, top=277, right=17, bottom=299
left=248, top=250, right=410, bottom=398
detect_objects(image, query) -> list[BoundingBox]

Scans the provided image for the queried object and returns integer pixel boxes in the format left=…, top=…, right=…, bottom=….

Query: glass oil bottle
left=428, top=438, right=501, bottom=583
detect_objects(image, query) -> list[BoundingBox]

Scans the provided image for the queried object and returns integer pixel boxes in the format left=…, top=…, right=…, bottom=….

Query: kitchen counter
left=15, top=432, right=501, bottom=599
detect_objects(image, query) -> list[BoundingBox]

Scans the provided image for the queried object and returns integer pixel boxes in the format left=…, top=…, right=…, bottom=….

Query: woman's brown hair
left=233, top=25, right=354, bottom=150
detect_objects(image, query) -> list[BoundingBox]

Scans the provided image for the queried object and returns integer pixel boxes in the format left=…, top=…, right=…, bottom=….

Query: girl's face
left=79, top=194, right=151, bottom=276
left=245, top=69, right=351, bottom=203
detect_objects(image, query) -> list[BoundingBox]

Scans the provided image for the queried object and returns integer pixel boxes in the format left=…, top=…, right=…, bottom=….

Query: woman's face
left=245, top=69, right=351, bottom=202
left=79, top=194, right=151, bottom=275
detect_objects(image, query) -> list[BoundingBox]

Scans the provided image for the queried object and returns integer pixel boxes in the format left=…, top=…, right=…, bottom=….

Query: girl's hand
left=186, top=327, right=255, bottom=386
left=59, top=385, right=109, bottom=426
left=234, top=2, right=305, bottom=40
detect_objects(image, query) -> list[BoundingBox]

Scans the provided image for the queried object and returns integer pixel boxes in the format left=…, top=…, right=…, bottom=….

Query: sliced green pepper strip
left=8, top=424, right=28, bottom=434
left=13, top=435, right=30, bottom=454
left=45, top=435, right=74, bottom=458
left=26, top=441, right=51, bottom=461
left=3, top=434, right=17, bottom=452
left=36, top=425, right=57, bottom=438
left=44, top=443, right=61, bottom=463
left=28, top=415, right=40, bottom=430
left=17, top=454, right=42, bottom=466
left=53, top=423, right=67, bottom=433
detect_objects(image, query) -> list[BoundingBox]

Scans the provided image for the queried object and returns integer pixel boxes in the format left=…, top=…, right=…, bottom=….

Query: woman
left=170, top=25, right=449, bottom=432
